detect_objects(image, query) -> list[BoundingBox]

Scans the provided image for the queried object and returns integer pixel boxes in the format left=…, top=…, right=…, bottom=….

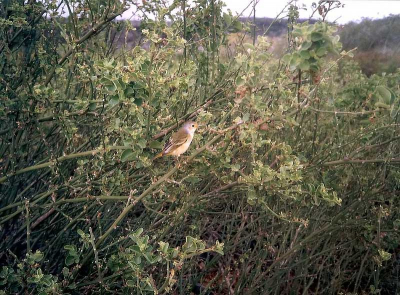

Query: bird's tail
left=152, top=152, right=163, bottom=161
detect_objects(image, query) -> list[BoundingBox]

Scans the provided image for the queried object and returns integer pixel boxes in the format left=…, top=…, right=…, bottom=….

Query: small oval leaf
left=121, top=149, right=135, bottom=162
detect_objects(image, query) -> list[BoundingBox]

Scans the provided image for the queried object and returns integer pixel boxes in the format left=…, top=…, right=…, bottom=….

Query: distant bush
left=340, top=15, right=400, bottom=51
left=339, top=15, right=400, bottom=75
left=353, top=50, right=400, bottom=76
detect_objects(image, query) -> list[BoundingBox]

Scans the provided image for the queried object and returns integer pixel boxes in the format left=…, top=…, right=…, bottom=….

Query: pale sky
left=121, top=0, right=400, bottom=24
left=223, top=0, right=400, bottom=24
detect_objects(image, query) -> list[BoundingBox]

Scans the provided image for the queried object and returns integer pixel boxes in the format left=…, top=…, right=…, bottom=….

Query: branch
left=44, top=10, right=127, bottom=85
left=48, top=195, right=131, bottom=205
left=202, top=181, right=240, bottom=197
left=349, top=135, right=400, bottom=157
left=0, top=146, right=131, bottom=184
left=75, top=106, right=302, bottom=271
left=308, top=107, right=377, bottom=116
left=321, top=158, right=400, bottom=166
left=78, top=128, right=237, bottom=270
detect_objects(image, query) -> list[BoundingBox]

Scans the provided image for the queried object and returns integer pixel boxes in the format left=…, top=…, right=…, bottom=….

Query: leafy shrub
left=1, top=0, right=400, bottom=294
left=340, top=15, right=400, bottom=76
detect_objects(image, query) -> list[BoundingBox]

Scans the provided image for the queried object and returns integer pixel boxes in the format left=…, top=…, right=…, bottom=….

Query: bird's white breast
left=169, top=135, right=193, bottom=156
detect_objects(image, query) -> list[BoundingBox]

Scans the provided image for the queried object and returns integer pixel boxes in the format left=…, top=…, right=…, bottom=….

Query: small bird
left=153, top=121, right=198, bottom=160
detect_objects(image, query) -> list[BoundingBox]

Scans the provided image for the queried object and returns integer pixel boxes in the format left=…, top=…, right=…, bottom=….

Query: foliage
left=1, top=0, right=400, bottom=294
left=339, top=15, right=400, bottom=76
left=340, top=15, right=400, bottom=52
left=283, top=21, right=343, bottom=75
left=0, top=251, right=59, bottom=294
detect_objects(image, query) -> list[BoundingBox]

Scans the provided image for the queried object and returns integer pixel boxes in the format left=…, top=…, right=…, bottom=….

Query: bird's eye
left=192, top=124, right=195, bottom=127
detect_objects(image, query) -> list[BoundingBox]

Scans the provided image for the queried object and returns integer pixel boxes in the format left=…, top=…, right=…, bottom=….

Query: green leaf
left=299, top=60, right=310, bottom=71
left=316, top=47, right=327, bottom=57
left=243, top=43, right=255, bottom=50
left=171, top=248, right=179, bottom=258
left=309, top=63, right=320, bottom=72
left=0, top=267, right=8, bottom=279
left=183, top=236, right=195, bottom=252
left=231, top=164, right=240, bottom=172
left=233, top=20, right=243, bottom=32
left=300, top=50, right=310, bottom=59
left=289, top=54, right=301, bottom=71
left=197, top=241, right=206, bottom=251
left=41, top=275, right=53, bottom=286
left=235, top=76, right=245, bottom=86
left=311, top=32, right=323, bottom=41
left=375, top=102, right=390, bottom=109
left=131, top=81, right=146, bottom=90
left=126, top=280, right=135, bottom=287
left=223, top=13, right=232, bottom=25
left=257, top=53, right=268, bottom=60
left=125, top=87, right=134, bottom=96
left=149, top=140, right=163, bottom=149
left=64, top=245, right=76, bottom=252
left=65, top=255, right=76, bottom=266
left=100, top=77, right=113, bottom=86
left=121, top=149, right=136, bottom=162
left=141, top=60, right=151, bottom=73
left=375, top=86, right=392, bottom=104
left=282, top=54, right=291, bottom=64
left=31, top=251, right=44, bottom=262
left=88, top=102, right=97, bottom=111
left=143, top=280, right=155, bottom=291
left=247, top=186, right=257, bottom=205
left=214, top=241, right=224, bottom=255
left=184, top=176, right=202, bottom=184
left=142, top=253, right=153, bottom=263
left=388, top=88, right=397, bottom=105
left=292, top=28, right=303, bottom=36
left=390, top=104, right=399, bottom=119
left=108, top=96, right=119, bottom=107
left=333, top=35, right=340, bottom=43
left=133, top=97, right=143, bottom=106
left=301, top=41, right=312, bottom=50
left=378, top=249, right=391, bottom=261
left=137, top=139, right=147, bottom=149
left=159, top=241, right=169, bottom=254
left=118, top=90, right=125, bottom=101
left=133, top=228, right=144, bottom=237
left=105, top=83, right=116, bottom=94
left=62, top=267, right=70, bottom=278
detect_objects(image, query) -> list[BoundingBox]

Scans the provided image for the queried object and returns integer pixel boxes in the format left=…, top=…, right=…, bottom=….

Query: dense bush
left=1, top=0, right=400, bottom=294
left=339, top=15, right=400, bottom=76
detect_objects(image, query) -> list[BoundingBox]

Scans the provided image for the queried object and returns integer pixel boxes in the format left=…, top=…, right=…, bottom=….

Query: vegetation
left=339, top=15, right=400, bottom=76
left=0, top=0, right=399, bottom=294
left=241, top=13, right=400, bottom=76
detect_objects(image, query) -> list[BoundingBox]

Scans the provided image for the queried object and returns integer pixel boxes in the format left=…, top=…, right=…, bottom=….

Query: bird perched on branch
left=153, top=121, right=198, bottom=160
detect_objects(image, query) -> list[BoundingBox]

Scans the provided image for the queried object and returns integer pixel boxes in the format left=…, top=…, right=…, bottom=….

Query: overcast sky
left=120, top=0, right=400, bottom=24
left=223, top=0, right=400, bottom=24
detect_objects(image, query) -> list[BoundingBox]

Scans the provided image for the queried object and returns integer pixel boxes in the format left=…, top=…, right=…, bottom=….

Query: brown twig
left=321, top=158, right=400, bottom=166
left=31, top=208, right=55, bottom=229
